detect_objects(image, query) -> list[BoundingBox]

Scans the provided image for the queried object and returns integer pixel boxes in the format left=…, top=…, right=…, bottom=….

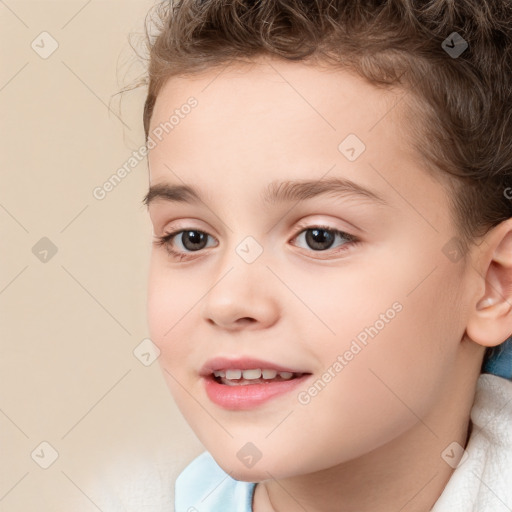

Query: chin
left=209, top=450, right=301, bottom=482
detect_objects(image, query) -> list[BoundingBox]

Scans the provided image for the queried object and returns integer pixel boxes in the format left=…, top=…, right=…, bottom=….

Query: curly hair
left=134, top=0, right=512, bottom=364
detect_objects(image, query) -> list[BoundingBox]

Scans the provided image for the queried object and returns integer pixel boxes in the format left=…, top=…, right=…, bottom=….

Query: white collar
left=431, top=374, right=512, bottom=511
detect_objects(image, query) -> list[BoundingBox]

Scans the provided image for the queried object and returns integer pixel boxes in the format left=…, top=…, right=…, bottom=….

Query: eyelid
left=159, top=218, right=356, bottom=245
left=291, top=219, right=357, bottom=238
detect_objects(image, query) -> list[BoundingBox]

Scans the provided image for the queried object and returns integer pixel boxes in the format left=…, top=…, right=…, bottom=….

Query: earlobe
left=465, top=218, right=512, bottom=348
left=476, top=296, right=497, bottom=309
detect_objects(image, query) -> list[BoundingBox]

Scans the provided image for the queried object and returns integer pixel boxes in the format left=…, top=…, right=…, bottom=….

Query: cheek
left=146, top=265, right=202, bottom=418
left=299, top=245, right=460, bottom=421
left=146, top=257, right=193, bottom=363
left=280, top=276, right=457, bottom=473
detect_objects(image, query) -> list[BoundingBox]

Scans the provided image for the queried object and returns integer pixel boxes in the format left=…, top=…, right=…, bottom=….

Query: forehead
left=146, top=57, right=446, bottom=218
left=149, top=58, right=403, bottom=160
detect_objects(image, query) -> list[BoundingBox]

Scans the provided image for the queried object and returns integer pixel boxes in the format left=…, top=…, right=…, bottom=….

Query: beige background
left=0, top=1, right=203, bottom=510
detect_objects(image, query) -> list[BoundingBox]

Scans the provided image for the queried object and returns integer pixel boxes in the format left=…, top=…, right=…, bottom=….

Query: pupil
left=306, top=228, right=334, bottom=250
left=183, top=230, right=207, bottom=250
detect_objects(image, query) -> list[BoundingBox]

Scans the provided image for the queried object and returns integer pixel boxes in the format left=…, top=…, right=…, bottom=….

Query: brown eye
left=154, top=228, right=218, bottom=260
left=292, top=226, right=356, bottom=252
left=179, top=230, right=209, bottom=251
left=304, top=228, right=335, bottom=251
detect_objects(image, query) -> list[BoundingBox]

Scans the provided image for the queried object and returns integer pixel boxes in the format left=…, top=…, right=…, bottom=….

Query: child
left=141, top=0, right=512, bottom=510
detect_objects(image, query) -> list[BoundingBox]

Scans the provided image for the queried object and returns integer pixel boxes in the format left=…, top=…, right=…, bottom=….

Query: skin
left=145, top=56, right=512, bottom=512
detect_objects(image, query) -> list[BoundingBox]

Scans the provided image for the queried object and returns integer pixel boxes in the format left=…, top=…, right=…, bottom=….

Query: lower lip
left=203, top=374, right=312, bottom=410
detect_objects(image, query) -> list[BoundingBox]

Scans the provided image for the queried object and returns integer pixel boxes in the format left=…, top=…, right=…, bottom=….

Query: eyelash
left=153, top=222, right=361, bottom=262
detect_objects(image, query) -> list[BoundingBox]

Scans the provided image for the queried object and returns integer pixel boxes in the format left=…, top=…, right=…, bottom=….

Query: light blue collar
left=175, top=451, right=256, bottom=511
left=482, top=337, right=512, bottom=380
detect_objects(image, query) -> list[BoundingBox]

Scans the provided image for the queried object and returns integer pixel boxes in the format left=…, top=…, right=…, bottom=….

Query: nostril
left=238, top=317, right=256, bottom=324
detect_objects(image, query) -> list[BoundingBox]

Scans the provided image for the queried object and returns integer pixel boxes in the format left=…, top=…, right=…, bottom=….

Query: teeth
left=225, top=369, right=242, bottom=379
left=214, top=368, right=300, bottom=382
left=242, top=369, right=261, bottom=380
left=261, top=369, right=277, bottom=379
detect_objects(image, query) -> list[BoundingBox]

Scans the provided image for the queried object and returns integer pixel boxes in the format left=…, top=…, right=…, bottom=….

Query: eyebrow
left=142, top=177, right=389, bottom=208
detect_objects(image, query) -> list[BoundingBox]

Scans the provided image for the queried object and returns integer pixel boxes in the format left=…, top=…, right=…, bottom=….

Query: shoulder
left=175, top=451, right=256, bottom=512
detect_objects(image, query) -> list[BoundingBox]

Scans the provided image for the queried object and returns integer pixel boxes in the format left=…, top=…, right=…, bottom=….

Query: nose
left=199, top=257, right=281, bottom=331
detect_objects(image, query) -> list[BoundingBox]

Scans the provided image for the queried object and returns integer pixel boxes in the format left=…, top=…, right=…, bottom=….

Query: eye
left=290, top=224, right=359, bottom=256
left=153, top=229, right=217, bottom=261
left=154, top=224, right=360, bottom=262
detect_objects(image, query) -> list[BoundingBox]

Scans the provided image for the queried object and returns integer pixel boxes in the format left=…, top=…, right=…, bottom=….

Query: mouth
left=200, top=357, right=313, bottom=409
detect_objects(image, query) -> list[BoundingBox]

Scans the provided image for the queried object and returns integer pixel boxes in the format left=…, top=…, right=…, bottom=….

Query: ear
left=466, top=217, right=512, bottom=348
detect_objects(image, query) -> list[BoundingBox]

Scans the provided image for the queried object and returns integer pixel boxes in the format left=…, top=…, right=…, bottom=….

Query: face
left=145, top=57, right=473, bottom=481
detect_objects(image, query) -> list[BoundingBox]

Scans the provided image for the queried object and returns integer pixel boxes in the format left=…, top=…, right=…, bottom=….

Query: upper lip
left=200, top=356, right=311, bottom=376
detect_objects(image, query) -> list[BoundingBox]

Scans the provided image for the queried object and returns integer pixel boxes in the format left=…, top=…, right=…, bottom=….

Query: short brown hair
left=140, top=0, right=512, bottom=256
left=135, top=0, right=512, bottom=358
